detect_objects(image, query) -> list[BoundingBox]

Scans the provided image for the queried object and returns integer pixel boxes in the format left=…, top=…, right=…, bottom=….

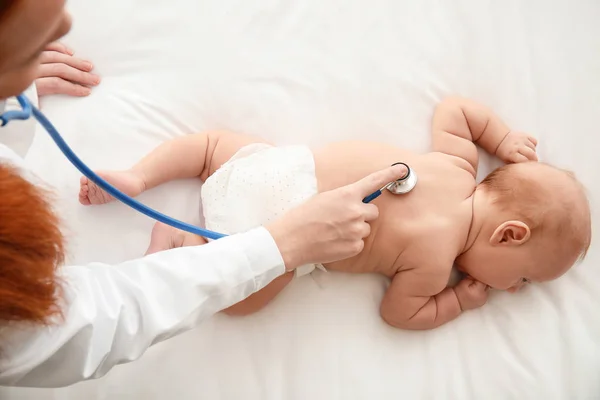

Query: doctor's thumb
left=353, top=164, right=409, bottom=196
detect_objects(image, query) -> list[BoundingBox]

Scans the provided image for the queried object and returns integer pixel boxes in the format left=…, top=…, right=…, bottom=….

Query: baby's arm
left=380, top=268, right=488, bottom=330
left=431, top=97, right=537, bottom=175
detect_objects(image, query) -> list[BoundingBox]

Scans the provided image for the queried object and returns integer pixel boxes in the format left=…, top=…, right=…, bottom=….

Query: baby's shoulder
left=425, top=151, right=477, bottom=179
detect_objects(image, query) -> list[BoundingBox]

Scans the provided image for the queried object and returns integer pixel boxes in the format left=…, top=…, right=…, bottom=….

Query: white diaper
left=201, top=143, right=326, bottom=277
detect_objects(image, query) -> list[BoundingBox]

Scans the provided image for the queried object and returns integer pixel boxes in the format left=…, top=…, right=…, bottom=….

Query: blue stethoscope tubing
left=3, top=94, right=409, bottom=241
left=14, top=95, right=227, bottom=240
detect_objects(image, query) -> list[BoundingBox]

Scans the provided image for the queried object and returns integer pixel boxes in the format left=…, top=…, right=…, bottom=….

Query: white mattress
left=2, top=0, right=599, bottom=398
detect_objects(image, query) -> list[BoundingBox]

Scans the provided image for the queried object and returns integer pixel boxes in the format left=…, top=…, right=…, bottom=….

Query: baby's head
left=456, top=162, right=591, bottom=292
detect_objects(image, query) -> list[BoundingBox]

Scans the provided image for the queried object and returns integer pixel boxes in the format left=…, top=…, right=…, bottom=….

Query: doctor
left=0, top=0, right=408, bottom=388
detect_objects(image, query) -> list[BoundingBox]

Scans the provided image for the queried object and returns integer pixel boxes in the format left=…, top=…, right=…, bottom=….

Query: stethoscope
left=361, top=162, right=417, bottom=203
left=1, top=94, right=417, bottom=240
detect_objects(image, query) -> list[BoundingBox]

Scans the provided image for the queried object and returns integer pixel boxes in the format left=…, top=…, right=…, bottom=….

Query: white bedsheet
left=2, top=0, right=599, bottom=398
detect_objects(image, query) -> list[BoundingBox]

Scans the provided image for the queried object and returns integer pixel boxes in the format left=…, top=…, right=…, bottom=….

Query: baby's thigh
left=223, top=271, right=294, bottom=316
left=206, top=131, right=273, bottom=178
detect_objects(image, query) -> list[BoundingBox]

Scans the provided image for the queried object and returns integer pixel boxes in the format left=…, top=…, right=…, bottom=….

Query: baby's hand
left=454, top=277, right=489, bottom=311
left=495, top=131, right=538, bottom=163
left=35, top=42, right=101, bottom=98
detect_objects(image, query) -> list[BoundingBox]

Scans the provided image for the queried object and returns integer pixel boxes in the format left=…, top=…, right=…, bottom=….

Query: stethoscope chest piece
left=361, top=161, right=418, bottom=203
left=386, top=166, right=418, bottom=194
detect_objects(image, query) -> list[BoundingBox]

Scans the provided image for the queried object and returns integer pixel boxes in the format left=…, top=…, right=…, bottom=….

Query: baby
left=79, top=97, right=591, bottom=330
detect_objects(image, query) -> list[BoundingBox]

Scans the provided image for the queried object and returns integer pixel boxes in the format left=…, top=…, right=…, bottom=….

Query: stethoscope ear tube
left=18, top=95, right=228, bottom=240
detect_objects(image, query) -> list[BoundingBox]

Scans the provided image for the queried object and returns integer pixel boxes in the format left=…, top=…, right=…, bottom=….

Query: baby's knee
left=148, top=222, right=206, bottom=253
left=222, top=300, right=262, bottom=317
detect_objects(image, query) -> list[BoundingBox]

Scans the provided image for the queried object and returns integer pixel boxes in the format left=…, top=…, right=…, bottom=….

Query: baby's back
left=312, top=141, right=476, bottom=277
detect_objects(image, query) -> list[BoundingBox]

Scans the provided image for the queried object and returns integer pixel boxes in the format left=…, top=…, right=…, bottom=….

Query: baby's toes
left=78, top=190, right=92, bottom=206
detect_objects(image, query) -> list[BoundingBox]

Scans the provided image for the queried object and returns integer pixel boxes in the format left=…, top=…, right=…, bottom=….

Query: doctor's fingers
left=40, top=51, right=94, bottom=73
left=361, top=203, right=380, bottom=222
left=38, top=62, right=101, bottom=88
left=36, top=77, right=92, bottom=97
left=45, top=42, right=74, bottom=55
left=351, top=164, right=409, bottom=197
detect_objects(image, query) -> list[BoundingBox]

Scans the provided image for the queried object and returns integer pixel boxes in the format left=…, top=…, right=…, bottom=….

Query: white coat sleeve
left=0, top=227, right=285, bottom=388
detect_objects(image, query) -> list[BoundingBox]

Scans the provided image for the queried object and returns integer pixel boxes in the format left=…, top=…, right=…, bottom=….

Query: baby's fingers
left=519, top=147, right=538, bottom=161
left=525, top=140, right=536, bottom=151
left=510, top=152, right=530, bottom=163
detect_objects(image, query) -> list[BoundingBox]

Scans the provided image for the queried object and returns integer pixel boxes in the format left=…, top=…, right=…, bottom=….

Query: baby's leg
left=79, top=131, right=269, bottom=206
left=223, top=272, right=294, bottom=316
left=145, top=222, right=207, bottom=255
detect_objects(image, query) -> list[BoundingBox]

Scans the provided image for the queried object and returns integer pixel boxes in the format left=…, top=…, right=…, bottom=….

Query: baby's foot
left=79, top=170, right=146, bottom=206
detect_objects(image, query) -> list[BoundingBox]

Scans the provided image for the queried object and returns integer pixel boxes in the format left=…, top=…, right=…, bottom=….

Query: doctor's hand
left=35, top=42, right=101, bottom=98
left=267, top=164, right=409, bottom=271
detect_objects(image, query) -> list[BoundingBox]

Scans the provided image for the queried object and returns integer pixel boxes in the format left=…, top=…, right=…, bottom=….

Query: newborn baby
left=79, top=97, right=591, bottom=330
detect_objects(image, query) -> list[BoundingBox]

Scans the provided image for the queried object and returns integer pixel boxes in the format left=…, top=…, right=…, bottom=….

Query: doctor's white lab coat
left=0, top=91, right=286, bottom=388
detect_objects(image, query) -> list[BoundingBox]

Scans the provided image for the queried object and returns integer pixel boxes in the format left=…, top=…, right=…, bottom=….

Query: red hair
left=0, top=164, right=65, bottom=325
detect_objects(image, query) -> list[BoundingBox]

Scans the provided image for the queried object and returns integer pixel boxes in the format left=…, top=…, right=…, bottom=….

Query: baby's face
left=456, top=236, right=575, bottom=292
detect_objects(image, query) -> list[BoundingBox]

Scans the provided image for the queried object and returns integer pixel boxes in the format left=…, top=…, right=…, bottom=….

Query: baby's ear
left=490, top=221, right=531, bottom=246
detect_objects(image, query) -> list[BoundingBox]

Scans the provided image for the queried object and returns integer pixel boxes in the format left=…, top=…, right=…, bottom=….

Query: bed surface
left=2, top=0, right=599, bottom=398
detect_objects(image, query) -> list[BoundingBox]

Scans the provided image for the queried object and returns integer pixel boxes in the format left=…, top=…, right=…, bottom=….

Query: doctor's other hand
left=266, top=164, right=409, bottom=271
left=35, top=42, right=101, bottom=98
